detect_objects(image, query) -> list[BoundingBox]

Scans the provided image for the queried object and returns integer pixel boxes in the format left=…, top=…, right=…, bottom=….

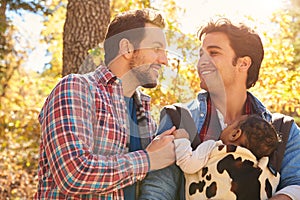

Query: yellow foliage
left=1, top=0, right=300, bottom=199
left=0, top=68, right=60, bottom=198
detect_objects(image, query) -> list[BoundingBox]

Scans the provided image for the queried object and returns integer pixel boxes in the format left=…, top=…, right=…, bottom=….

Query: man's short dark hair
left=104, top=9, right=165, bottom=65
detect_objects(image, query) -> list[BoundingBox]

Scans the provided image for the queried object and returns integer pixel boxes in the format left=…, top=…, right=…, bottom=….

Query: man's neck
left=214, top=88, right=247, bottom=125
left=227, top=91, right=247, bottom=125
left=121, top=76, right=139, bottom=97
left=109, top=61, right=139, bottom=97
left=119, top=69, right=141, bottom=97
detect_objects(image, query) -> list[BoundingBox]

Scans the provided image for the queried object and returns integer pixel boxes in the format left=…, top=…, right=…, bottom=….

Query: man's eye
left=209, top=51, right=219, bottom=56
left=154, top=47, right=167, bottom=55
left=154, top=47, right=161, bottom=52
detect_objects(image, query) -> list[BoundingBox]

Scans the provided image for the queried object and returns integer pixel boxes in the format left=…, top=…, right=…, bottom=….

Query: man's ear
left=119, top=38, right=134, bottom=59
left=229, top=129, right=243, bottom=142
left=237, top=56, right=252, bottom=72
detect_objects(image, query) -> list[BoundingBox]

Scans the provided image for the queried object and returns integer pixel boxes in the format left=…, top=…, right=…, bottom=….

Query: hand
left=173, top=129, right=189, bottom=140
left=146, top=126, right=175, bottom=152
left=146, top=126, right=176, bottom=171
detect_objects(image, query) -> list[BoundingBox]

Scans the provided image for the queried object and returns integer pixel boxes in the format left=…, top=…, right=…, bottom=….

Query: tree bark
left=62, top=0, right=110, bottom=76
left=0, top=0, right=7, bottom=59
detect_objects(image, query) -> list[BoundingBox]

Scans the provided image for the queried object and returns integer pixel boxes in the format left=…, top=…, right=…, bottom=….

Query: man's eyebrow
left=206, top=45, right=222, bottom=50
left=199, top=45, right=222, bottom=54
left=153, top=41, right=164, bottom=47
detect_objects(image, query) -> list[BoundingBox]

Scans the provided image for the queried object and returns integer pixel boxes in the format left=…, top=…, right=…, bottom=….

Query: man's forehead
left=141, top=27, right=167, bottom=46
left=144, top=26, right=165, bottom=36
left=202, top=32, right=229, bottom=47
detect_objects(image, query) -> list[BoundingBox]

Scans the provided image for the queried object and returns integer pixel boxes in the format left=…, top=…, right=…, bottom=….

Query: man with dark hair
left=140, top=18, right=300, bottom=200
left=34, top=8, right=176, bottom=199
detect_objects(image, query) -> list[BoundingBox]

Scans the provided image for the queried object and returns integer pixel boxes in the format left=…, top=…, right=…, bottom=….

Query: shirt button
left=200, top=113, right=205, bottom=117
left=118, top=78, right=123, bottom=84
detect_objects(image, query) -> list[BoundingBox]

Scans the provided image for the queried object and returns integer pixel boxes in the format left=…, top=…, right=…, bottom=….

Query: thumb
left=159, top=126, right=176, bottom=137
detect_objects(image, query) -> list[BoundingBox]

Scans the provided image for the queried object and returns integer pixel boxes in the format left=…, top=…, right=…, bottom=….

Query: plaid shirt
left=34, top=65, right=156, bottom=199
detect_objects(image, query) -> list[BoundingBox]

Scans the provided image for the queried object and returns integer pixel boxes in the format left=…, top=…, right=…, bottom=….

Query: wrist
left=143, top=150, right=151, bottom=172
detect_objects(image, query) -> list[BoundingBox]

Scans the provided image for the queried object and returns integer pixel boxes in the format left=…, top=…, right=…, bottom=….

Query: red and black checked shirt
left=34, top=65, right=156, bottom=199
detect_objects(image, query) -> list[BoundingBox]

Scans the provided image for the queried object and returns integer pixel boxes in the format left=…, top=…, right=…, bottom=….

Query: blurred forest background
left=0, top=0, right=299, bottom=199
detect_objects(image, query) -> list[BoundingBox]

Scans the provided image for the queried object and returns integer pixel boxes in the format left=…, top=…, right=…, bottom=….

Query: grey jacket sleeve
left=139, top=164, right=183, bottom=200
left=139, top=110, right=184, bottom=200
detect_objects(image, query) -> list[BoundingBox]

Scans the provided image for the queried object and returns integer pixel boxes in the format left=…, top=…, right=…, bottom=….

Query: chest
left=92, top=84, right=129, bottom=155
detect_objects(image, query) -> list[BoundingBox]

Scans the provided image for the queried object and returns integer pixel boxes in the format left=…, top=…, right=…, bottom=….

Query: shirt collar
left=95, top=65, right=118, bottom=85
left=246, top=91, right=271, bottom=121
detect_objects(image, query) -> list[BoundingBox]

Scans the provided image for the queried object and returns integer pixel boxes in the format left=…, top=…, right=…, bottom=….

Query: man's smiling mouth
left=200, top=68, right=216, bottom=75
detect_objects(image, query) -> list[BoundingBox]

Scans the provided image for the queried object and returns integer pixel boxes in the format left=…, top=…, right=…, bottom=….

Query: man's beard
left=132, top=64, right=158, bottom=88
left=129, top=55, right=158, bottom=88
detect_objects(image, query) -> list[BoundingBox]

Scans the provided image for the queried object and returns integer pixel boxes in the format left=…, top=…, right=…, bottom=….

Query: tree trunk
left=62, top=0, right=110, bottom=76
left=0, top=0, right=7, bottom=59
left=0, top=0, right=8, bottom=96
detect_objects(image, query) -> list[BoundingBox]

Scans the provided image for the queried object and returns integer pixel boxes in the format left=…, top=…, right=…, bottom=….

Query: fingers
left=146, top=126, right=177, bottom=153
left=148, top=135, right=174, bottom=151
left=153, top=126, right=175, bottom=142
left=159, top=126, right=176, bottom=137
left=147, top=130, right=176, bottom=153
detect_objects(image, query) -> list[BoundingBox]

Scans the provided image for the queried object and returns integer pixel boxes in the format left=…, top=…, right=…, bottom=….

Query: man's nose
left=198, top=52, right=212, bottom=68
left=159, top=50, right=168, bottom=66
left=197, top=59, right=211, bottom=70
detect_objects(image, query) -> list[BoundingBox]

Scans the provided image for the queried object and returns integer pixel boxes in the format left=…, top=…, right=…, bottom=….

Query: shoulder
left=182, top=91, right=208, bottom=110
left=54, top=74, right=94, bottom=95
left=271, top=113, right=298, bottom=139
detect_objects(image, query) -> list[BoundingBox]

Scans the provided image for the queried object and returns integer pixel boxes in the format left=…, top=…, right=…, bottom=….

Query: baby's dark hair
left=239, top=115, right=279, bottom=159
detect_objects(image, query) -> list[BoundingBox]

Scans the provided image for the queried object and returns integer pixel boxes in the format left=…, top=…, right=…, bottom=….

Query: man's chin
left=200, top=82, right=208, bottom=91
left=142, top=83, right=157, bottom=88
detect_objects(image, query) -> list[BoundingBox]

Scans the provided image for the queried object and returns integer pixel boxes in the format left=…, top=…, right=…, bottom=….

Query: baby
left=174, top=114, right=280, bottom=200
